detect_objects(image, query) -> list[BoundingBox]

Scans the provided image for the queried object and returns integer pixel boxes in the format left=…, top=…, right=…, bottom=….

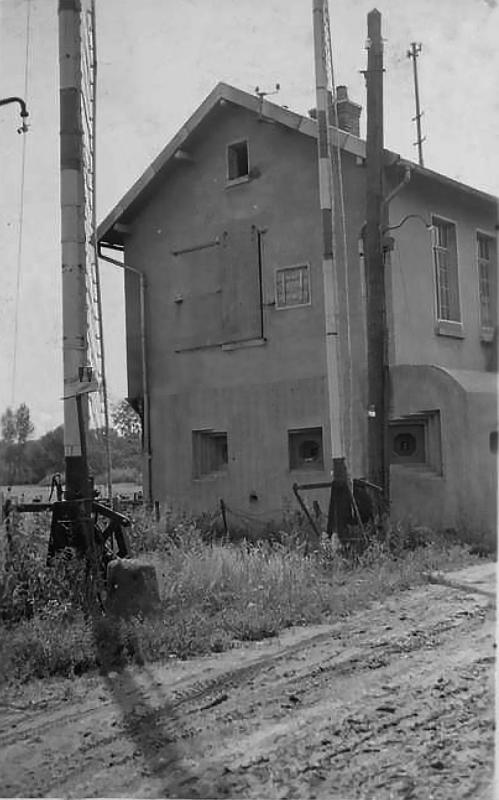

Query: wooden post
left=220, top=498, right=229, bottom=538
left=365, top=9, right=389, bottom=500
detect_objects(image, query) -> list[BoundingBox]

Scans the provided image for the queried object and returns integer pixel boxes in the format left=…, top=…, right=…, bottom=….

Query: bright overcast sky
left=1, top=0, right=498, bottom=435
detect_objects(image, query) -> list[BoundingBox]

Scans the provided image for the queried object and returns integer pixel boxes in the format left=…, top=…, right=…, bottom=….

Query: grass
left=0, top=510, right=489, bottom=687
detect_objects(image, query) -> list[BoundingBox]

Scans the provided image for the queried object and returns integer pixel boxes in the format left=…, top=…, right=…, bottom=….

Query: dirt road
left=0, top=563, right=496, bottom=799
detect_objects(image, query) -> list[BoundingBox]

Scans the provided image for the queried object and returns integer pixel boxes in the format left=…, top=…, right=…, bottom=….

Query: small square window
left=276, top=265, right=311, bottom=309
left=288, top=427, right=324, bottom=471
left=192, top=430, right=228, bottom=478
left=389, top=411, right=442, bottom=474
left=227, top=141, right=249, bottom=181
left=390, top=424, right=426, bottom=464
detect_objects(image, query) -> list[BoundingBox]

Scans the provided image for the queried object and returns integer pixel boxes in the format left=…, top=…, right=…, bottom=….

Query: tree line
left=0, top=400, right=142, bottom=486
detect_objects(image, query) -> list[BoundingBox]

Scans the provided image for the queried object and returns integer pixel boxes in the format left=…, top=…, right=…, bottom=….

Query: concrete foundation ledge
left=106, top=558, right=161, bottom=618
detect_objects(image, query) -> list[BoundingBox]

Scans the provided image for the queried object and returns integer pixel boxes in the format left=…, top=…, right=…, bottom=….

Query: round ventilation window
left=299, top=440, right=320, bottom=463
left=393, top=432, right=417, bottom=457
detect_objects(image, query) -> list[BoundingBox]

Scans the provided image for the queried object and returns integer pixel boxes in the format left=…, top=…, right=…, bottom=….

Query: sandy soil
left=0, top=562, right=496, bottom=799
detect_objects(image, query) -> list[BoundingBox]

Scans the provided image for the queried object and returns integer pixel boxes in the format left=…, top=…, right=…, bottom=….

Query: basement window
left=192, top=430, right=228, bottom=478
left=276, top=265, right=311, bottom=309
left=289, top=427, right=324, bottom=471
left=227, top=140, right=249, bottom=182
left=389, top=411, right=442, bottom=474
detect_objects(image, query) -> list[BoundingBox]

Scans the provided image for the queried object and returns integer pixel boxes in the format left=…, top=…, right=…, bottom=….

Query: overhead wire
left=10, top=0, right=32, bottom=407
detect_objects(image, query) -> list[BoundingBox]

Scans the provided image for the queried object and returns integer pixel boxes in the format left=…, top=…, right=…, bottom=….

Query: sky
left=1, top=0, right=498, bottom=436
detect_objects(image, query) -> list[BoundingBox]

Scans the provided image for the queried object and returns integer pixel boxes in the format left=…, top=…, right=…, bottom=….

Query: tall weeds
left=0, top=512, right=483, bottom=686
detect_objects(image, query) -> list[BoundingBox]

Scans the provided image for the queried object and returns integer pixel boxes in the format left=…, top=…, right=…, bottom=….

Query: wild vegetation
left=0, top=399, right=141, bottom=486
left=0, top=508, right=485, bottom=687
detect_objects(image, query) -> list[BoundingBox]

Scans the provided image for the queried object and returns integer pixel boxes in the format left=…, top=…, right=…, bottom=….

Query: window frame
left=431, top=214, right=462, bottom=330
left=389, top=411, right=442, bottom=475
left=288, top=426, right=324, bottom=472
left=476, top=228, right=496, bottom=339
left=274, top=263, right=312, bottom=310
left=192, top=429, right=229, bottom=480
left=226, top=139, right=250, bottom=186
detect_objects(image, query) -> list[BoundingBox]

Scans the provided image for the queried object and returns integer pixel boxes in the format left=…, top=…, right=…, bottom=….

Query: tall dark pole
left=365, top=9, right=388, bottom=499
left=407, top=42, right=424, bottom=167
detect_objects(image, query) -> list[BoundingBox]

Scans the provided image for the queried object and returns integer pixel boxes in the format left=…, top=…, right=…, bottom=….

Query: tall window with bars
left=477, top=233, right=493, bottom=330
left=432, top=217, right=461, bottom=322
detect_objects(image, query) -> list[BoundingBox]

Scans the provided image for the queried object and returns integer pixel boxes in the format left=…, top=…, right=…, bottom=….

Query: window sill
left=480, top=326, right=496, bottom=343
left=225, top=175, right=250, bottom=188
left=390, top=463, right=443, bottom=478
left=222, top=337, right=266, bottom=351
left=192, top=471, right=228, bottom=482
left=435, top=320, right=465, bottom=339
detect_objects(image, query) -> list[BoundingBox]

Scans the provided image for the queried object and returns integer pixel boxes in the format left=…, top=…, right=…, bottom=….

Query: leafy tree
left=16, top=403, right=34, bottom=445
left=1, top=408, right=16, bottom=446
left=1, top=404, right=35, bottom=483
left=112, top=399, right=142, bottom=442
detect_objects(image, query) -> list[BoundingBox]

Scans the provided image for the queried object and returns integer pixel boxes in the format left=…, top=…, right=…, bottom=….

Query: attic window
left=227, top=140, right=249, bottom=182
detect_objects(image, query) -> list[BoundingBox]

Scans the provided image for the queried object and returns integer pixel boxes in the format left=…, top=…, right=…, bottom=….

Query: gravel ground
left=0, top=562, right=495, bottom=799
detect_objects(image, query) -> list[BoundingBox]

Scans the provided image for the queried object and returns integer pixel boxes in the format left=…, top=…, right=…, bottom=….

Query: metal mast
left=59, top=0, right=92, bottom=500
left=59, top=0, right=112, bottom=502
left=312, top=0, right=351, bottom=535
left=407, top=42, right=424, bottom=167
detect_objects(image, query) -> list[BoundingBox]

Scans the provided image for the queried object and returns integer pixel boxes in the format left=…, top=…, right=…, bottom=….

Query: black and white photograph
left=0, top=1, right=497, bottom=797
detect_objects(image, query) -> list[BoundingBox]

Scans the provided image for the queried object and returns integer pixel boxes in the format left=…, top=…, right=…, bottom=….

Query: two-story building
left=98, top=82, right=497, bottom=541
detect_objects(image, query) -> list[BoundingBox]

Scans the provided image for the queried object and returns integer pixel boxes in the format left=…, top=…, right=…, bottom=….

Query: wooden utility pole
left=407, top=42, right=424, bottom=167
left=312, top=0, right=351, bottom=537
left=58, top=0, right=91, bottom=501
left=364, top=8, right=388, bottom=499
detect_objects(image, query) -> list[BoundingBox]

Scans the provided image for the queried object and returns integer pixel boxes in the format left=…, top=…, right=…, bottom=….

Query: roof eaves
left=98, top=82, right=227, bottom=242
left=398, top=158, right=497, bottom=205
left=98, top=81, right=497, bottom=245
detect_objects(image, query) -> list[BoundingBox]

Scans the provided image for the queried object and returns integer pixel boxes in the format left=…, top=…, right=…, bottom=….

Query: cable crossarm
left=0, top=97, right=29, bottom=132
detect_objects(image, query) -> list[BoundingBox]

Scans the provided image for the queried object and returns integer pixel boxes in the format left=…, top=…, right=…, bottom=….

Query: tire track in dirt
left=0, top=570, right=495, bottom=799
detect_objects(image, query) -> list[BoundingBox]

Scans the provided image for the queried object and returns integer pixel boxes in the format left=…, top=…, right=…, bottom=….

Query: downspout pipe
left=382, top=164, right=412, bottom=210
left=97, top=243, right=153, bottom=509
left=359, top=164, right=413, bottom=241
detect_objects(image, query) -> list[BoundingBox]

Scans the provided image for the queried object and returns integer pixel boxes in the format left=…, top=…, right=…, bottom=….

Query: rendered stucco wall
left=387, top=172, right=497, bottom=372
left=123, top=103, right=368, bottom=515
left=390, top=364, right=497, bottom=541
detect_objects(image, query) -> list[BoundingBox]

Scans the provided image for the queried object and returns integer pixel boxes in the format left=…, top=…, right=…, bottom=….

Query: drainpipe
left=383, top=164, right=412, bottom=210
left=97, top=244, right=152, bottom=508
left=359, top=163, right=413, bottom=240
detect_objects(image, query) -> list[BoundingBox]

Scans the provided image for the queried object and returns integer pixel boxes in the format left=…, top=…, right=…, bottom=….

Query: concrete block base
left=106, top=558, right=160, bottom=618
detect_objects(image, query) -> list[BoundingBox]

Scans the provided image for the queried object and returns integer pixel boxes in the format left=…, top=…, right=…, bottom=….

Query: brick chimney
left=308, top=85, right=362, bottom=138
left=334, top=85, right=361, bottom=137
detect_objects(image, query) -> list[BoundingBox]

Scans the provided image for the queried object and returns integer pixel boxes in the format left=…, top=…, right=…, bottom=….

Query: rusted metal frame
left=292, top=482, right=322, bottom=540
